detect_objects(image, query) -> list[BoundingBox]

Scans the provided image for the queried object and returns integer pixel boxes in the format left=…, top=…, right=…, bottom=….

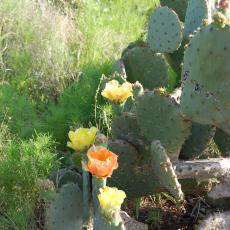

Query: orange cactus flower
left=84, top=146, right=118, bottom=178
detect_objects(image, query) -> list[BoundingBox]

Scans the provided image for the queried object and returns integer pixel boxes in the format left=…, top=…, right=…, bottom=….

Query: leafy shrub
left=0, top=127, right=59, bottom=229
left=0, top=83, right=38, bottom=138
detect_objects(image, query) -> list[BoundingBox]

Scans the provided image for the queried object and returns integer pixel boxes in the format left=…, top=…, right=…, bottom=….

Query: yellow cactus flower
left=98, top=186, right=126, bottom=212
left=101, top=80, right=133, bottom=104
left=67, top=127, right=98, bottom=151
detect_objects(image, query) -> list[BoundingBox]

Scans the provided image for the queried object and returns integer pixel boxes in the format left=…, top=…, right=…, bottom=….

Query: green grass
left=77, top=0, right=159, bottom=65
left=0, top=0, right=79, bottom=106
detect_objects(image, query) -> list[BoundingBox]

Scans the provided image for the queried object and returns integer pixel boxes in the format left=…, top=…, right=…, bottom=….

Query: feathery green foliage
left=0, top=127, right=58, bottom=229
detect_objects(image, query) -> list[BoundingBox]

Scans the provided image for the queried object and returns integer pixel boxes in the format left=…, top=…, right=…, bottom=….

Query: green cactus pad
left=166, top=39, right=186, bottom=78
left=108, top=139, right=161, bottom=198
left=160, top=0, right=188, bottom=21
left=92, top=178, right=124, bottom=230
left=181, top=23, right=230, bottom=130
left=136, top=91, right=191, bottom=161
left=180, top=123, right=216, bottom=160
left=45, top=183, right=83, bottom=230
left=151, top=140, right=184, bottom=201
left=121, top=40, right=147, bottom=57
left=214, top=128, right=230, bottom=156
left=122, top=46, right=171, bottom=89
left=49, top=168, right=82, bottom=189
left=184, top=0, right=210, bottom=38
left=148, top=6, right=183, bottom=53
left=111, top=59, right=126, bottom=76
left=111, top=112, right=150, bottom=154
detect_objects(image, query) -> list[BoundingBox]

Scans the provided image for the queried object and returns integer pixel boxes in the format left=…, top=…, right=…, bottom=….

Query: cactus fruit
left=181, top=22, right=230, bottom=133
left=180, top=123, right=216, bottom=160
left=151, top=140, right=184, bottom=201
left=148, top=6, right=183, bottom=53
left=160, top=0, right=188, bottom=21
left=45, top=183, right=83, bottom=230
left=184, top=0, right=211, bottom=39
left=214, top=128, right=230, bottom=156
left=136, top=91, right=191, bottom=161
left=122, top=46, right=171, bottom=89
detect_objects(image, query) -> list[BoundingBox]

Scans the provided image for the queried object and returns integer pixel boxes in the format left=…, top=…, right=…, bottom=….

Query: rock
left=120, top=211, right=148, bottom=230
left=197, top=211, right=230, bottom=230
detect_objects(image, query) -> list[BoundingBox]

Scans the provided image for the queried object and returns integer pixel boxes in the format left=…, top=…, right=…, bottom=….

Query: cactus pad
left=45, top=183, right=83, bottom=230
left=180, top=123, right=216, bottom=160
left=108, top=139, right=161, bottom=198
left=151, top=140, right=184, bottom=201
left=121, top=40, right=146, bottom=57
left=136, top=91, right=191, bottom=161
left=214, top=128, right=230, bottom=156
left=148, top=6, right=183, bottom=53
left=111, top=59, right=126, bottom=76
left=49, top=168, right=82, bottom=189
left=166, top=40, right=186, bottom=78
left=184, top=0, right=210, bottom=38
left=181, top=23, right=230, bottom=130
left=160, top=0, right=188, bottom=21
left=122, top=46, right=170, bottom=89
left=111, top=112, right=150, bottom=154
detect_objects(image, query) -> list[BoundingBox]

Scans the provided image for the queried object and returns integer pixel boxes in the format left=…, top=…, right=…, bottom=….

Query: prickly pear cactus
left=122, top=46, right=172, bottom=89
left=111, top=112, right=149, bottom=154
left=45, top=183, right=83, bottom=230
left=151, top=140, right=184, bottom=201
left=108, top=139, right=161, bottom=198
left=160, top=0, right=188, bottom=21
left=92, top=178, right=125, bottom=230
left=181, top=21, right=230, bottom=134
left=136, top=91, right=191, bottom=161
left=180, top=123, right=216, bottom=160
left=184, top=0, right=211, bottom=39
left=148, top=6, right=183, bottom=53
left=121, top=40, right=146, bottom=57
left=49, top=168, right=82, bottom=189
left=166, top=40, right=186, bottom=78
left=214, top=128, right=230, bottom=156
left=112, top=59, right=126, bottom=76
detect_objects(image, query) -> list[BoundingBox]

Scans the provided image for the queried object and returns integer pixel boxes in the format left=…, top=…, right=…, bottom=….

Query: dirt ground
left=123, top=195, right=221, bottom=230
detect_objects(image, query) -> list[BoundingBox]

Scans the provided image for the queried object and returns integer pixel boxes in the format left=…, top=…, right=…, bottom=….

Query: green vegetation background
left=0, top=0, right=159, bottom=229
